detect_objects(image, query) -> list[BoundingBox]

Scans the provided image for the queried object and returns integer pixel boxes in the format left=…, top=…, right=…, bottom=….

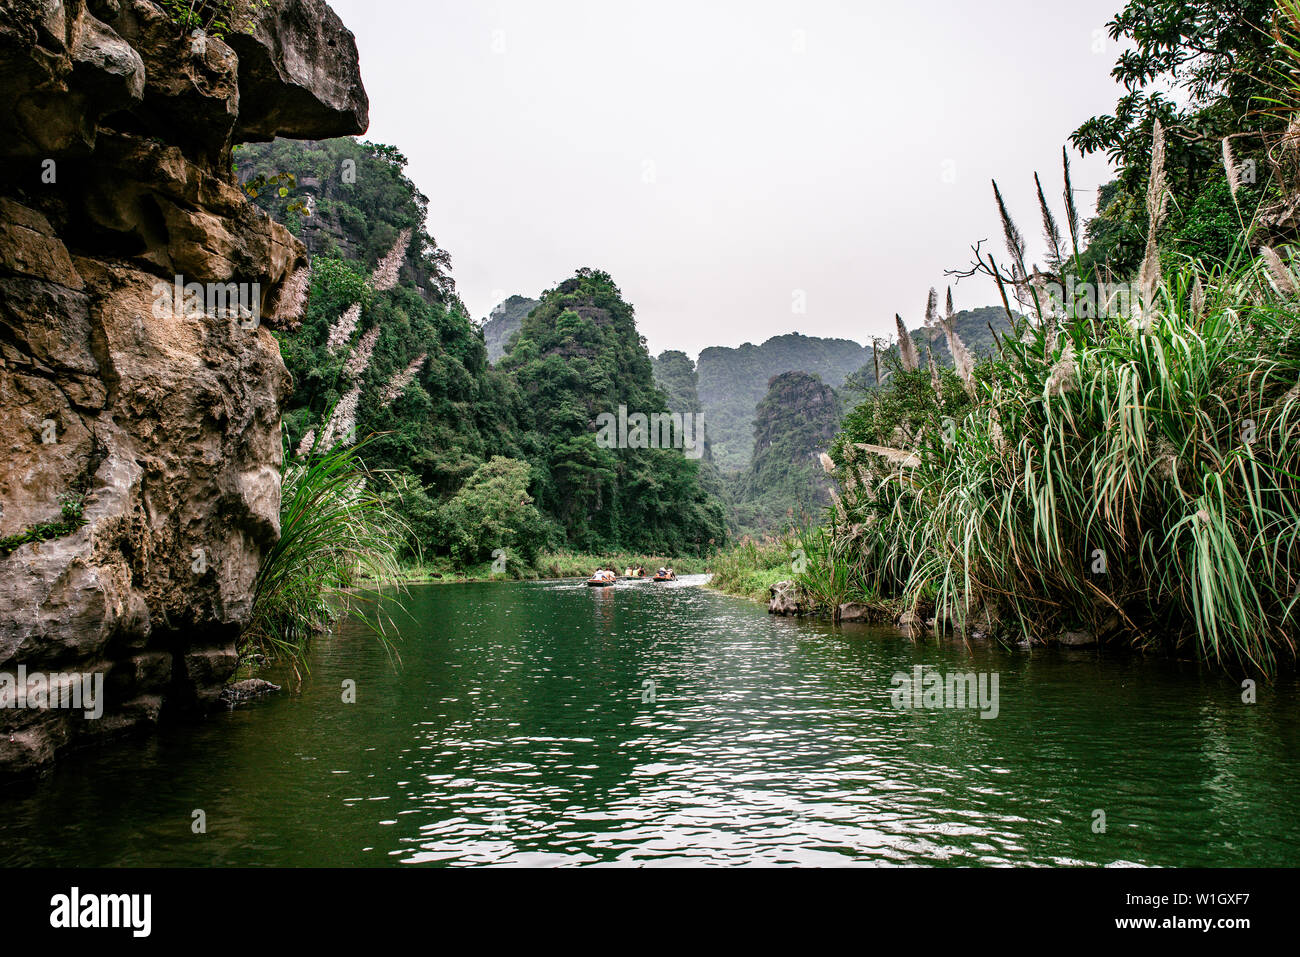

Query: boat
left=652, top=575, right=676, bottom=583
left=586, top=577, right=616, bottom=587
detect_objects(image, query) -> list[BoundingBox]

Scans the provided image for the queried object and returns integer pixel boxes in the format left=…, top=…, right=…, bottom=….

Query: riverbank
left=704, top=540, right=796, bottom=602
left=395, top=550, right=711, bottom=584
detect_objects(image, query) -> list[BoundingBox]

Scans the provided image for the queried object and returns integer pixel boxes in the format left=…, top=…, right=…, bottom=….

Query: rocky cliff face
left=0, top=0, right=367, bottom=775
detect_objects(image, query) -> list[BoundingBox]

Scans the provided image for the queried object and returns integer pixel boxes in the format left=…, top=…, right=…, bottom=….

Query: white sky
left=330, top=0, right=1127, bottom=358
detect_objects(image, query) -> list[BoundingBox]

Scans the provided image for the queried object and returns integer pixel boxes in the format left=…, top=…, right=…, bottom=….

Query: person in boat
left=666, top=567, right=676, bottom=579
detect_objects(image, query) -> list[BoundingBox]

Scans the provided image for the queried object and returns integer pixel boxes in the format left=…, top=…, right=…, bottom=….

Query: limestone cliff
left=0, top=0, right=367, bottom=775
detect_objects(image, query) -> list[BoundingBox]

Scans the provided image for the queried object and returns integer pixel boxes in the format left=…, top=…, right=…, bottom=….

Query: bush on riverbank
left=245, top=434, right=407, bottom=667
left=397, top=549, right=710, bottom=583
left=705, top=538, right=805, bottom=602
left=809, top=122, right=1300, bottom=672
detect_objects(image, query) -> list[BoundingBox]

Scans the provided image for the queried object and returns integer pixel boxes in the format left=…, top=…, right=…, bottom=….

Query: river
left=2, top=576, right=1297, bottom=866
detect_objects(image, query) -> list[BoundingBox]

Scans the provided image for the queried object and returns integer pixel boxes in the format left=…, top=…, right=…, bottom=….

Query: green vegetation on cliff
left=696, top=333, right=868, bottom=470
left=728, top=371, right=841, bottom=539
left=499, top=268, right=727, bottom=553
left=237, top=139, right=724, bottom=573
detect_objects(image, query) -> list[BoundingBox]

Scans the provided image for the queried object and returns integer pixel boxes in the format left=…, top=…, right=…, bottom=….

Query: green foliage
left=0, top=494, right=86, bottom=556
left=437, top=457, right=555, bottom=565
left=242, top=139, right=725, bottom=569
left=696, top=333, right=869, bottom=470
left=500, top=268, right=728, bottom=554
left=161, top=0, right=269, bottom=38
left=706, top=538, right=795, bottom=602
left=651, top=350, right=704, bottom=414
left=1071, top=0, right=1282, bottom=276
left=818, top=256, right=1300, bottom=673
left=729, top=371, right=842, bottom=539
left=834, top=355, right=972, bottom=459
left=245, top=436, right=408, bottom=667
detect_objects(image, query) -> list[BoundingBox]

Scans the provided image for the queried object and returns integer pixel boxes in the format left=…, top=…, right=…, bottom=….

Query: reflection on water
left=1, top=576, right=1298, bottom=866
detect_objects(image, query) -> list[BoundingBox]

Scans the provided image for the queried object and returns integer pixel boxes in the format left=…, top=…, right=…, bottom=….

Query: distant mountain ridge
left=483, top=294, right=1014, bottom=483
left=695, top=333, right=870, bottom=470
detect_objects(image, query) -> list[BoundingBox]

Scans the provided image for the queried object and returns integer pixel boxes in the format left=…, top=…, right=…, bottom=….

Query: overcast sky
left=330, top=0, right=1128, bottom=359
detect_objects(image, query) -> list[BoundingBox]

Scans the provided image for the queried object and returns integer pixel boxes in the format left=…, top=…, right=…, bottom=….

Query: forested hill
left=687, top=311, right=1011, bottom=473
left=498, top=269, right=727, bottom=551
left=730, top=372, right=842, bottom=537
left=696, top=333, right=868, bottom=470
left=235, top=137, right=725, bottom=561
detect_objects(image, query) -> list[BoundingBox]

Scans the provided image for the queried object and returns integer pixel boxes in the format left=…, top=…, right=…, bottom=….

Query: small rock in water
left=220, top=679, right=282, bottom=707
left=837, top=602, right=873, bottom=623
left=768, top=580, right=804, bottom=616
left=1054, top=629, right=1099, bottom=648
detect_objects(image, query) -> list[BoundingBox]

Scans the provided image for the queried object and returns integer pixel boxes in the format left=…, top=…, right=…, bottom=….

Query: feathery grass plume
left=326, top=302, right=362, bottom=353
left=924, top=287, right=940, bottom=330
left=295, top=428, right=317, bottom=459
left=895, top=314, right=919, bottom=371
left=1034, top=171, right=1064, bottom=270
left=819, top=452, right=836, bottom=475
left=1044, top=341, right=1076, bottom=397
left=988, top=408, right=1007, bottom=454
left=1192, top=274, right=1206, bottom=319
left=992, top=179, right=1028, bottom=279
left=1223, top=137, right=1244, bottom=200
left=938, top=287, right=975, bottom=395
left=344, top=326, right=379, bottom=381
left=1261, top=245, right=1299, bottom=297
left=871, top=338, right=881, bottom=386
left=928, top=350, right=941, bottom=397
left=371, top=227, right=413, bottom=293
left=814, top=255, right=1300, bottom=672
left=1010, top=264, right=1038, bottom=317
left=380, top=353, right=428, bottom=404
left=1138, top=119, right=1170, bottom=315
left=320, top=386, right=361, bottom=449
left=271, top=263, right=311, bottom=330
left=1061, top=146, right=1081, bottom=260
left=947, top=326, right=976, bottom=396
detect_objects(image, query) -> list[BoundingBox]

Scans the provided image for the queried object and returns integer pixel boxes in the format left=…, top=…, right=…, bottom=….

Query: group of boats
left=586, top=566, right=678, bottom=586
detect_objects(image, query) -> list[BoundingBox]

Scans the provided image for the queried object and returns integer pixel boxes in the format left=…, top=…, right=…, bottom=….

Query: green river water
left=2, top=576, right=1298, bottom=866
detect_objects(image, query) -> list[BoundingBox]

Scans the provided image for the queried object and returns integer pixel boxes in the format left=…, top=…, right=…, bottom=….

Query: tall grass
left=706, top=538, right=793, bottom=601
left=243, top=434, right=408, bottom=669
left=813, top=126, right=1300, bottom=673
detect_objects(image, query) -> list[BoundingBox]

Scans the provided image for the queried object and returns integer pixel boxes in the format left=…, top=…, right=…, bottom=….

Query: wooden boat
left=652, top=575, right=676, bottom=583
left=586, top=577, right=616, bottom=587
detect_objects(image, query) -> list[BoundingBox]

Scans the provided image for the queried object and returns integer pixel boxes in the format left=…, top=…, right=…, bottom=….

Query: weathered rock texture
left=0, top=0, right=366, bottom=775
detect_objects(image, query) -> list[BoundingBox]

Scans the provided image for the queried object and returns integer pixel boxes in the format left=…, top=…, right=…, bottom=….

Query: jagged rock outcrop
left=483, top=295, right=539, bottom=363
left=0, top=0, right=367, bottom=775
left=768, top=580, right=805, bottom=616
